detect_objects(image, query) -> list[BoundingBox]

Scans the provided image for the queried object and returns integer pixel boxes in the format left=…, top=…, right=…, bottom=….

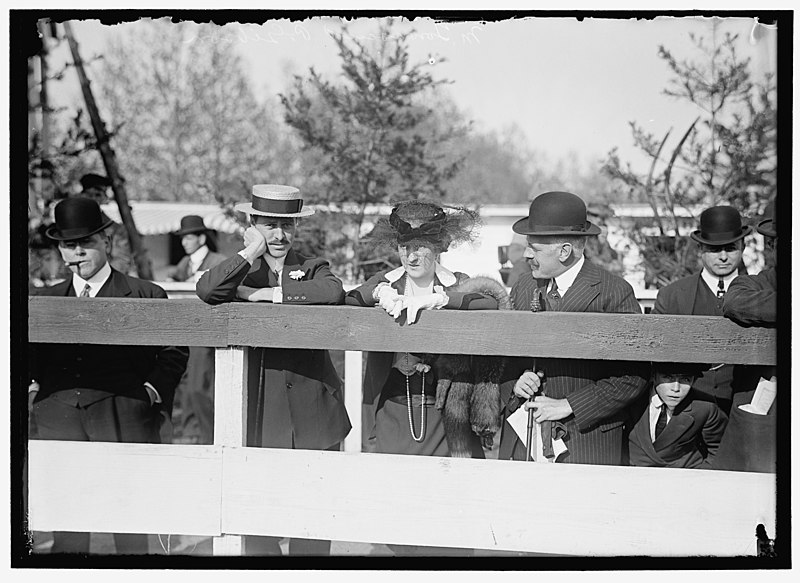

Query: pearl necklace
left=403, top=272, right=430, bottom=442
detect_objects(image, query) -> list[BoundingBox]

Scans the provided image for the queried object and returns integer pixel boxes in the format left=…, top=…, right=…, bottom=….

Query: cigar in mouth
left=66, top=260, right=86, bottom=266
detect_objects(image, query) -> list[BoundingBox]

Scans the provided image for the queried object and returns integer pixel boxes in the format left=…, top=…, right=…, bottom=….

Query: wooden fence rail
left=26, top=297, right=777, bottom=556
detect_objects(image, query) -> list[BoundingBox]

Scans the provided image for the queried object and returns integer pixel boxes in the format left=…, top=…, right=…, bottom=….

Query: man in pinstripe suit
left=499, top=191, right=649, bottom=465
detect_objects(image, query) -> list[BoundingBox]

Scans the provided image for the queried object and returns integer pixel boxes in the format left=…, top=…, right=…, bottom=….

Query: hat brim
left=234, top=202, right=315, bottom=218
left=690, top=225, right=752, bottom=246
left=511, top=217, right=601, bottom=236
left=45, top=217, right=115, bottom=241
left=174, top=227, right=208, bottom=236
left=756, top=219, right=776, bottom=238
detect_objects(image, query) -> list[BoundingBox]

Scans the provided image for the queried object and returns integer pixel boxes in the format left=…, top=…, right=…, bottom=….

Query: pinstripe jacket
left=500, top=259, right=649, bottom=465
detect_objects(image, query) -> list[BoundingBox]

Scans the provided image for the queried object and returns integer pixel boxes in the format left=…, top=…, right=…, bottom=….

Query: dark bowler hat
left=45, top=197, right=114, bottom=241
left=652, top=361, right=707, bottom=377
left=234, top=184, right=315, bottom=218
left=174, top=215, right=209, bottom=236
left=756, top=200, right=776, bottom=238
left=79, top=173, right=112, bottom=190
left=690, top=206, right=751, bottom=246
left=512, top=191, right=601, bottom=236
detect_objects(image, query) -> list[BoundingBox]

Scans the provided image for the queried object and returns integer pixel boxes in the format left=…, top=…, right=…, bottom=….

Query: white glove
left=405, top=292, right=448, bottom=325
left=374, top=283, right=404, bottom=318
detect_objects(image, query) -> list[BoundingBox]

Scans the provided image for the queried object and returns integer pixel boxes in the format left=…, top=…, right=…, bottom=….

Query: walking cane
left=525, top=358, right=537, bottom=462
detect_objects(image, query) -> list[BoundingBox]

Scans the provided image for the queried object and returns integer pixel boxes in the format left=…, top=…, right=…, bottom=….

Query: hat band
left=252, top=197, right=303, bottom=214
left=59, top=226, right=103, bottom=238
left=529, top=222, right=589, bottom=233
left=699, top=229, right=743, bottom=242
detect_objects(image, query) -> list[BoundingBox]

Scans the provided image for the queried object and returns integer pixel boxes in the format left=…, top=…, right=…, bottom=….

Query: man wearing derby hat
left=28, top=197, right=189, bottom=554
left=75, top=173, right=136, bottom=276
left=167, top=215, right=228, bottom=446
left=167, top=215, right=227, bottom=283
left=652, top=205, right=752, bottom=415
left=197, top=185, right=350, bottom=556
left=499, top=191, right=648, bottom=465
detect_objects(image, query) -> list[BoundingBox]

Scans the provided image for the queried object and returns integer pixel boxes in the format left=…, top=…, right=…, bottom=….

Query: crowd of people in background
left=27, top=177, right=777, bottom=556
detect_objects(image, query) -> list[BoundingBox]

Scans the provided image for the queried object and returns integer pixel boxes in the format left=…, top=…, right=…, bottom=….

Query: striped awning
left=100, top=202, right=243, bottom=235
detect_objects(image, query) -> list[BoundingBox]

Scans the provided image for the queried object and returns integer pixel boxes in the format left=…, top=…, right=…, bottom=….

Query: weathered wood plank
left=343, top=351, right=364, bottom=453
left=220, top=447, right=774, bottom=556
left=213, top=347, right=248, bottom=447
left=27, top=298, right=775, bottom=364
left=27, top=296, right=229, bottom=347
left=27, top=441, right=223, bottom=536
left=226, top=304, right=775, bottom=365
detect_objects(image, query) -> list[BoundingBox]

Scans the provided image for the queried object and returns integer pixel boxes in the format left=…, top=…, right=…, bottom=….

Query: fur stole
left=433, top=276, right=510, bottom=457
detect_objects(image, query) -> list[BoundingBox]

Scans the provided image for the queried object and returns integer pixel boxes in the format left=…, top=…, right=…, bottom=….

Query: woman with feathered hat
left=346, top=200, right=511, bottom=462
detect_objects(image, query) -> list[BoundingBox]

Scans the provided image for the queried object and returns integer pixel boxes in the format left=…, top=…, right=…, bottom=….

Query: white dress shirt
left=188, top=245, right=210, bottom=276
left=700, top=268, right=738, bottom=295
left=552, top=254, right=585, bottom=296
left=71, top=261, right=112, bottom=297
left=648, top=390, right=674, bottom=442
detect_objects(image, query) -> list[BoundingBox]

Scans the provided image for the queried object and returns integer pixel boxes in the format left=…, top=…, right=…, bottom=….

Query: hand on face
left=242, top=226, right=268, bottom=257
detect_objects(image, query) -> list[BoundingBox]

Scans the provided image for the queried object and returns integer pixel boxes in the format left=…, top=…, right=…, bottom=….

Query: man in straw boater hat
left=28, top=197, right=189, bottom=554
left=499, top=191, right=648, bottom=465
left=166, top=215, right=228, bottom=445
left=197, top=185, right=350, bottom=556
left=651, top=206, right=752, bottom=416
left=714, top=199, right=777, bottom=474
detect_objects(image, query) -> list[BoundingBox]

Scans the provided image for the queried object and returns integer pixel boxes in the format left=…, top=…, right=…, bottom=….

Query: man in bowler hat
left=196, top=184, right=350, bottom=555
left=499, top=191, right=648, bottom=465
left=651, top=206, right=751, bottom=415
left=28, top=197, right=189, bottom=554
left=167, top=215, right=228, bottom=444
left=76, top=173, right=136, bottom=276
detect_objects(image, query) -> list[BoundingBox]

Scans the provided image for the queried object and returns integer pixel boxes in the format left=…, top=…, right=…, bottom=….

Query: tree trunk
left=63, top=22, right=153, bottom=280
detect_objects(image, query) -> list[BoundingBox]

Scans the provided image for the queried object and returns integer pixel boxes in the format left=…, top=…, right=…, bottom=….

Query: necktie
left=717, top=278, right=725, bottom=299
left=654, top=404, right=668, bottom=440
left=546, top=280, right=562, bottom=311
left=80, top=283, right=91, bottom=298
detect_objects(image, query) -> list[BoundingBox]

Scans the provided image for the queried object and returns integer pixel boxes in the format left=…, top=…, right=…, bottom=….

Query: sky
left=50, top=13, right=778, bottom=173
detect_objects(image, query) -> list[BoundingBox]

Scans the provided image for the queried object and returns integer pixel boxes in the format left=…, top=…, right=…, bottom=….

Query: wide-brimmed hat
left=367, top=199, right=481, bottom=252
left=690, top=206, right=751, bottom=246
left=174, top=215, right=209, bottom=236
left=79, top=173, right=112, bottom=191
left=234, top=184, right=314, bottom=218
left=756, top=200, right=776, bottom=238
left=45, top=197, right=114, bottom=241
left=512, top=191, right=601, bottom=237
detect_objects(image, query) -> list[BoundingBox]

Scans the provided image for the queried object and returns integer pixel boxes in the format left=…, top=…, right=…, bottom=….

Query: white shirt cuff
left=144, top=381, right=162, bottom=404
left=273, top=287, right=283, bottom=303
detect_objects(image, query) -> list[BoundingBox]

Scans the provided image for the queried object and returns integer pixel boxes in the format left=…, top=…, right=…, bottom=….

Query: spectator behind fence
left=715, top=200, right=777, bottom=473
left=75, top=173, right=136, bottom=276
left=627, top=361, right=727, bottom=469
left=345, top=200, right=504, bottom=557
left=499, top=191, right=649, bottom=465
left=650, top=206, right=751, bottom=416
left=196, top=184, right=350, bottom=556
left=28, top=197, right=189, bottom=555
left=167, top=215, right=228, bottom=445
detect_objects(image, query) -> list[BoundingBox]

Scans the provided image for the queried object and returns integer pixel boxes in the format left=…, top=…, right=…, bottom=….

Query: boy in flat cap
left=651, top=206, right=752, bottom=416
left=628, top=361, right=727, bottom=469
left=28, top=197, right=189, bottom=554
left=500, top=191, right=649, bottom=465
left=196, top=184, right=350, bottom=556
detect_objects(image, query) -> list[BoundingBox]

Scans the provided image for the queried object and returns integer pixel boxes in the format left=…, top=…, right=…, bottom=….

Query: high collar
left=263, top=252, right=287, bottom=274
left=384, top=263, right=457, bottom=287
left=700, top=268, right=738, bottom=294
left=71, top=261, right=112, bottom=297
left=553, top=254, right=585, bottom=296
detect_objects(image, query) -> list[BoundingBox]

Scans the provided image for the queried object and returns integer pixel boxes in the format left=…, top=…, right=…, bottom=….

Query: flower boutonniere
left=288, top=269, right=306, bottom=280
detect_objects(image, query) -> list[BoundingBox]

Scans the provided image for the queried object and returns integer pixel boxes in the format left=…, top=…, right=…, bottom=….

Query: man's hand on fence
left=236, top=285, right=274, bottom=302
left=524, top=395, right=573, bottom=422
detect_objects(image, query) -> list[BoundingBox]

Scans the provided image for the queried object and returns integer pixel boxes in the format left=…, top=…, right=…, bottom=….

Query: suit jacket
left=722, top=268, right=777, bottom=327
left=168, top=249, right=227, bottom=282
left=500, top=260, right=649, bottom=465
left=651, top=273, right=734, bottom=413
left=29, top=268, right=190, bottom=414
left=196, top=249, right=350, bottom=450
left=628, top=390, right=728, bottom=469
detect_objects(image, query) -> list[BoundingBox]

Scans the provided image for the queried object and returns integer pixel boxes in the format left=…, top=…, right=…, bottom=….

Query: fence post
left=343, top=351, right=363, bottom=453
left=212, top=346, right=249, bottom=555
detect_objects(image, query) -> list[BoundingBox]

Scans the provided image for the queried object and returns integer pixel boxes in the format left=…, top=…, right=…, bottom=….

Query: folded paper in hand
left=507, top=406, right=568, bottom=462
left=738, top=376, right=777, bottom=416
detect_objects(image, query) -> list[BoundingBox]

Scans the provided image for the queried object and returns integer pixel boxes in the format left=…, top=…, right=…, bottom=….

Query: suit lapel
left=653, top=402, right=695, bottom=449
left=96, top=268, right=133, bottom=297
left=687, top=273, right=702, bottom=315
left=559, top=260, right=601, bottom=312
left=633, top=407, right=669, bottom=464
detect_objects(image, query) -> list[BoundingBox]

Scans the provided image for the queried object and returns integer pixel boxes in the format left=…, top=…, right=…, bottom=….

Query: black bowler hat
left=79, top=173, right=112, bottom=190
left=756, top=200, right=776, bottom=239
left=690, top=206, right=751, bottom=246
left=174, top=215, right=209, bottom=236
left=512, top=191, right=601, bottom=236
left=45, top=197, right=114, bottom=241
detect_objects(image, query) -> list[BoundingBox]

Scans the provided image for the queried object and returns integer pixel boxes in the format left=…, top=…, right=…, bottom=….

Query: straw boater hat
left=234, top=184, right=315, bottom=218
left=690, top=206, right=751, bottom=246
left=45, top=197, right=114, bottom=241
left=512, top=191, right=601, bottom=237
left=367, top=199, right=481, bottom=252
